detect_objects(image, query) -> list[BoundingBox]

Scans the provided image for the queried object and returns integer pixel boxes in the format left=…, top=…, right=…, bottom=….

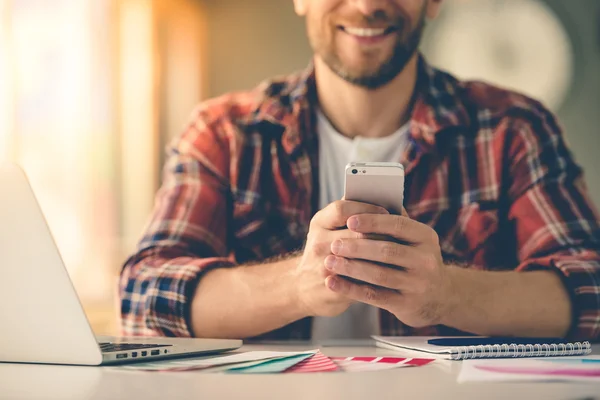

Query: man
left=119, top=0, right=600, bottom=341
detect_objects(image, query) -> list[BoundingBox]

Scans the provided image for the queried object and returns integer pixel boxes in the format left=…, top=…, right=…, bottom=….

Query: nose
left=349, top=0, right=390, bottom=16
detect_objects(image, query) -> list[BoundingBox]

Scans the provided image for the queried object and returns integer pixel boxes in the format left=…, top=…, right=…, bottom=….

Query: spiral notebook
left=372, top=336, right=592, bottom=361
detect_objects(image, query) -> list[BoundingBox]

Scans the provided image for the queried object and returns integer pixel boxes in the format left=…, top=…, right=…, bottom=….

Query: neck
left=314, top=54, right=419, bottom=139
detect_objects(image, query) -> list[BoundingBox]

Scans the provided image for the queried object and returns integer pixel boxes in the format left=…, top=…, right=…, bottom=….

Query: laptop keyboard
left=99, top=342, right=173, bottom=353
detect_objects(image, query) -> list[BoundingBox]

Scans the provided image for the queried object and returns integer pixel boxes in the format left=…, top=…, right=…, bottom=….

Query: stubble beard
left=313, top=7, right=427, bottom=90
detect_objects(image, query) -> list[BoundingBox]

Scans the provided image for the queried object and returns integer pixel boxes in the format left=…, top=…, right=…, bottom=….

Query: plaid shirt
left=120, top=57, right=600, bottom=341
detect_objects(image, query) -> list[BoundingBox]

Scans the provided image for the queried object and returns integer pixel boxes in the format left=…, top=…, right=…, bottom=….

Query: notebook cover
left=372, top=336, right=592, bottom=361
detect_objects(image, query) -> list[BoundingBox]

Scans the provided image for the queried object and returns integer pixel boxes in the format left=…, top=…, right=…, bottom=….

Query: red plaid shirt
left=119, top=57, right=600, bottom=341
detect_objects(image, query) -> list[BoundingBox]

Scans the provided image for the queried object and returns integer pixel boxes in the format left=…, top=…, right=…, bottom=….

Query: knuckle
left=332, top=200, right=346, bottom=218
left=309, top=213, right=321, bottom=230
left=379, top=291, right=389, bottom=304
left=382, top=243, right=401, bottom=263
left=393, top=216, right=407, bottom=233
left=353, top=231, right=368, bottom=240
left=335, top=257, right=349, bottom=274
left=341, top=256, right=351, bottom=270
left=341, top=239, right=357, bottom=255
left=429, top=229, right=440, bottom=244
left=361, top=216, right=375, bottom=230
left=376, top=268, right=388, bottom=286
left=365, top=286, right=378, bottom=302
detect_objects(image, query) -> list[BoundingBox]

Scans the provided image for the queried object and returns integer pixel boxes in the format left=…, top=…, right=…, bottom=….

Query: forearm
left=190, top=255, right=307, bottom=339
left=442, top=267, right=572, bottom=337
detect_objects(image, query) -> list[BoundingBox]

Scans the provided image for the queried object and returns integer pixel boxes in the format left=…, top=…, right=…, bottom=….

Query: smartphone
left=343, top=162, right=405, bottom=214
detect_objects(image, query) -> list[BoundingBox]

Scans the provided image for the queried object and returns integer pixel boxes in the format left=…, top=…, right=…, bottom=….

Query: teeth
left=344, top=27, right=386, bottom=37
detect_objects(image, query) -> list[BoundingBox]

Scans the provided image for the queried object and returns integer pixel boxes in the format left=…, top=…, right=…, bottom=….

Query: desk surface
left=1, top=342, right=599, bottom=400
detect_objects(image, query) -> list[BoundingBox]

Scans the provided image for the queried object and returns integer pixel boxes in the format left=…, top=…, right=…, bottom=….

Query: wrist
left=438, top=265, right=465, bottom=327
left=283, top=256, right=311, bottom=319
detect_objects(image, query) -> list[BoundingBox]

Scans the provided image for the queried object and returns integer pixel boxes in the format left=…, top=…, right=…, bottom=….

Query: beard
left=310, top=6, right=427, bottom=90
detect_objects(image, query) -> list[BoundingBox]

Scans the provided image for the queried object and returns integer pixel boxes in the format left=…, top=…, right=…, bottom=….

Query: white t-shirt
left=311, top=110, right=410, bottom=341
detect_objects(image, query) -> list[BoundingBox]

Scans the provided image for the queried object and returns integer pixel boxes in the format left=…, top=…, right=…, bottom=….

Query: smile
left=339, top=26, right=397, bottom=38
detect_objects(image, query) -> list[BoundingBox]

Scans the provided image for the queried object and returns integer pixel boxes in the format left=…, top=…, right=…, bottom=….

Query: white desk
left=1, top=342, right=599, bottom=400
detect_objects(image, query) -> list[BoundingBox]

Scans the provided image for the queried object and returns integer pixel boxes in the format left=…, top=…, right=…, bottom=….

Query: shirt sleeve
left=506, top=105, right=600, bottom=341
left=119, top=115, right=236, bottom=337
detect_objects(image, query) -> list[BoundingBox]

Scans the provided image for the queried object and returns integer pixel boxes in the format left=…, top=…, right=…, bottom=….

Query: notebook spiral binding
left=452, top=341, right=592, bottom=360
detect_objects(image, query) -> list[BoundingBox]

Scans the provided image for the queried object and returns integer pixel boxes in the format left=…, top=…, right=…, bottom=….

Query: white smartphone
left=343, top=162, right=405, bottom=214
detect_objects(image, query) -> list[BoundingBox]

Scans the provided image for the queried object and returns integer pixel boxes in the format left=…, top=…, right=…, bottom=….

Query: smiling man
left=119, top=0, right=600, bottom=341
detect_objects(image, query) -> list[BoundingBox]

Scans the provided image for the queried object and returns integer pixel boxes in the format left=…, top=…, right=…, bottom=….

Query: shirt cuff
left=141, top=256, right=235, bottom=337
left=518, top=256, right=600, bottom=341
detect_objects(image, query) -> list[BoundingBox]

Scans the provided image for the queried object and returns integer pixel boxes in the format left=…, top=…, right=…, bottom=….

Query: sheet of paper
left=227, top=353, right=315, bottom=374
left=331, top=356, right=435, bottom=372
left=185, top=359, right=274, bottom=373
left=458, top=357, right=600, bottom=383
left=115, top=350, right=318, bottom=372
left=286, top=351, right=339, bottom=373
left=375, top=340, right=452, bottom=359
left=112, top=350, right=436, bottom=374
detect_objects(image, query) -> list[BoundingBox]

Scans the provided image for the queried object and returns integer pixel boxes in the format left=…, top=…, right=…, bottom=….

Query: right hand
left=293, top=200, right=389, bottom=318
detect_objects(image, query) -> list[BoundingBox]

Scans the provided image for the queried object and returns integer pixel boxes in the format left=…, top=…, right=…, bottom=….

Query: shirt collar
left=244, top=61, right=315, bottom=155
left=409, top=56, right=471, bottom=152
left=249, top=55, right=471, bottom=156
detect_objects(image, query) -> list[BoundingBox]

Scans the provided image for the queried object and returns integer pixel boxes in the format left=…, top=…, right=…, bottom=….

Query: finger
left=325, top=274, right=400, bottom=310
left=312, top=200, right=389, bottom=230
left=329, top=228, right=393, bottom=242
left=306, top=229, right=393, bottom=260
left=330, top=238, right=426, bottom=270
left=346, top=214, right=437, bottom=245
left=401, top=207, right=409, bottom=217
left=324, top=256, right=408, bottom=291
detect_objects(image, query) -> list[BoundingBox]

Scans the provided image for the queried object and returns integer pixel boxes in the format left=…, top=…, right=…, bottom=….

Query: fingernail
left=331, top=240, right=343, bottom=254
left=347, top=217, right=359, bottom=230
left=324, top=256, right=337, bottom=270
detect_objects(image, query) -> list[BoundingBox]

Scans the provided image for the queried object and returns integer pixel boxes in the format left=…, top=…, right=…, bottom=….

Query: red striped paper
left=331, top=357, right=435, bottom=372
left=286, top=351, right=339, bottom=373
left=285, top=353, right=434, bottom=373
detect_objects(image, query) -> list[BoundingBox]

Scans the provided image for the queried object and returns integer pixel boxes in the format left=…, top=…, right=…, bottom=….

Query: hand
left=294, top=200, right=389, bottom=318
left=323, top=211, right=458, bottom=328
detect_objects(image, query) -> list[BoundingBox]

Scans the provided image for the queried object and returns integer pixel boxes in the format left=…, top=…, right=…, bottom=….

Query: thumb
left=401, top=206, right=410, bottom=218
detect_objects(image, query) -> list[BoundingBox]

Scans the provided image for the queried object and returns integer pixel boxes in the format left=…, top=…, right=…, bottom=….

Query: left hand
left=323, top=210, right=458, bottom=328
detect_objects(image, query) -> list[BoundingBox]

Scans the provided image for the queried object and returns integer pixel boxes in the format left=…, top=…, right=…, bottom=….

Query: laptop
left=0, top=163, right=242, bottom=365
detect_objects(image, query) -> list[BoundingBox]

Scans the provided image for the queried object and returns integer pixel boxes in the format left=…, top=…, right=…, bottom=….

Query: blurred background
left=0, top=0, right=599, bottom=335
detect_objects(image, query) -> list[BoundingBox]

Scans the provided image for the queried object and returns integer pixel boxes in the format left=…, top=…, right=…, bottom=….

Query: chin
left=338, top=50, right=393, bottom=71
left=341, top=63, right=387, bottom=79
